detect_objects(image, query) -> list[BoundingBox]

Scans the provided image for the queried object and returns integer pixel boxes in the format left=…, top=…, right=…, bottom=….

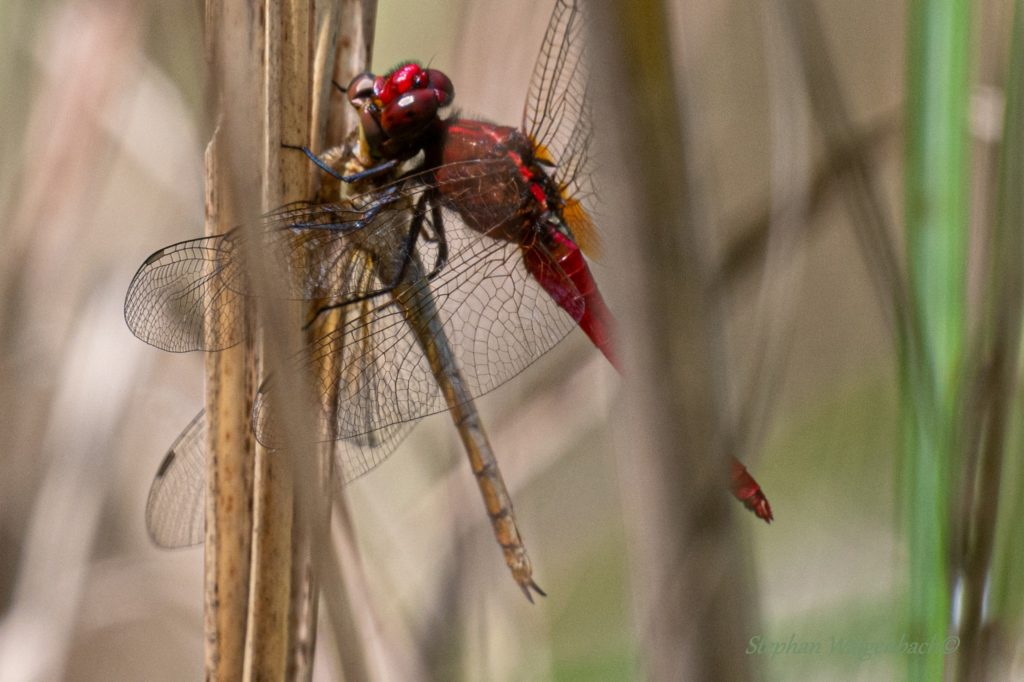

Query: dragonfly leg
left=283, top=143, right=399, bottom=183
left=425, top=197, right=449, bottom=278
left=389, top=192, right=434, bottom=285
left=304, top=193, right=443, bottom=328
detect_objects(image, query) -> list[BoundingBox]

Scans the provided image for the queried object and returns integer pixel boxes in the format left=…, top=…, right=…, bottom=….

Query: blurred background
left=0, top=0, right=1017, bottom=679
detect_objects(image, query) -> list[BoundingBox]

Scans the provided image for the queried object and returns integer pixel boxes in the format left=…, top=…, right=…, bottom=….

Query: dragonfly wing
left=252, top=174, right=585, bottom=482
left=124, top=189, right=436, bottom=353
left=145, top=406, right=419, bottom=547
left=522, top=0, right=595, bottom=221
left=331, top=421, right=419, bottom=485
left=139, top=160, right=585, bottom=491
left=124, top=234, right=245, bottom=352
left=145, top=409, right=208, bottom=547
left=252, top=293, right=422, bottom=485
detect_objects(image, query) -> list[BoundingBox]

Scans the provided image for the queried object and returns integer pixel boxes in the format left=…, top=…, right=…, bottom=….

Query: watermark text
left=745, top=634, right=960, bottom=660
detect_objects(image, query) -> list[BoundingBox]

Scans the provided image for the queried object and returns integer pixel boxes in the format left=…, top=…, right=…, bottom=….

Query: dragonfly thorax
left=432, top=118, right=573, bottom=248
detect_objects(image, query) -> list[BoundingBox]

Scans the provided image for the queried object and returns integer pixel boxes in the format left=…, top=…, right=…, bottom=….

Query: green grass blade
left=903, top=0, right=972, bottom=678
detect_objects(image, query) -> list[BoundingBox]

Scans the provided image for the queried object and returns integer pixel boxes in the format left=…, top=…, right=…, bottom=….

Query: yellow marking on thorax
left=531, top=139, right=602, bottom=260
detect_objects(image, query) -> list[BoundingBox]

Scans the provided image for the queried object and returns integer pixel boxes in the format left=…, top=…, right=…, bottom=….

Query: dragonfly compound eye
left=378, top=62, right=425, bottom=105
left=346, top=72, right=376, bottom=109
left=380, top=88, right=442, bottom=140
left=425, top=68, right=455, bottom=107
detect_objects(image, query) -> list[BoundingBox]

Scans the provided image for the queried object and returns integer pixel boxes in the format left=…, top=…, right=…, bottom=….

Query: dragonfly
left=126, top=0, right=771, bottom=601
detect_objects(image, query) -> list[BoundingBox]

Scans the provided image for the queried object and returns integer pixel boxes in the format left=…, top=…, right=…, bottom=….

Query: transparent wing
left=522, top=0, right=595, bottom=213
left=145, top=410, right=207, bottom=547
left=253, top=227, right=579, bottom=480
left=142, top=157, right=585, bottom=517
left=124, top=163, right=493, bottom=353
left=252, top=165, right=584, bottom=482
left=124, top=236, right=244, bottom=352
left=143, top=408, right=417, bottom=547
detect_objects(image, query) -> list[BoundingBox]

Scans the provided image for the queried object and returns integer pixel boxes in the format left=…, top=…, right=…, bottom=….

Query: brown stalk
left=716, top=111, right=899, bottom=291
left=202, top=0, right=259, bottom=674
left=777, top=8, right=944, bottom=514
left=590, top=1, right=754, bottom=679
left=203, top=0, right=375, bottom=679
left=727, top=0, right=813, bottom=465
left=779, top=1, right=914, bottom=349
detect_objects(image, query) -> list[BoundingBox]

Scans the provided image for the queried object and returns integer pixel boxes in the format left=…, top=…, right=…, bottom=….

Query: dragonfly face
left=347, top=62, right=455, bottom=161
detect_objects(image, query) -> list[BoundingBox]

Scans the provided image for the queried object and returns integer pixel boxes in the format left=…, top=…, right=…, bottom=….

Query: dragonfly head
left=346, top=63, right=455, bottom=161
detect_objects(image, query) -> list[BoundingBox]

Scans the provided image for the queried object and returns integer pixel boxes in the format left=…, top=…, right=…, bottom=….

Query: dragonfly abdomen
left=521, top=226, right=618, bottom=369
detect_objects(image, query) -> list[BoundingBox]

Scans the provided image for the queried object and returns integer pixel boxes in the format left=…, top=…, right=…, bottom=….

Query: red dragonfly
left=127, top=0, right=770, bottom=600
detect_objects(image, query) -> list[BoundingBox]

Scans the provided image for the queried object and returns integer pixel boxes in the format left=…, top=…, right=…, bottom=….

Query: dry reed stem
left=201, top=0, right=303, bottom=678
left=202, top=0, right=379, bottom=678
left=239, top=1, right=312, bottom=678
left=203, top=100, right=257, bottom=682
left=591, top=0, right=754, bottom=678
